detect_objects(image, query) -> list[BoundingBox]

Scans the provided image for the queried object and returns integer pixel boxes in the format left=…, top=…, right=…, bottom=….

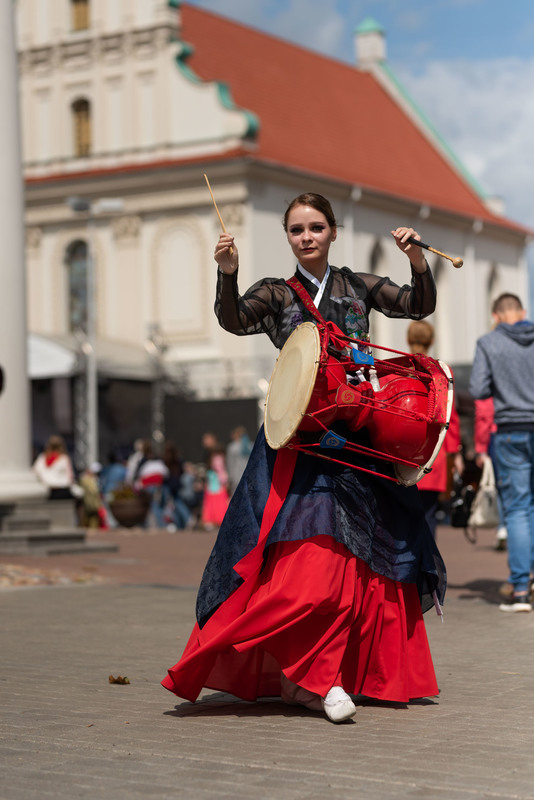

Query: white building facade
left=17, top=1, right=531, bottom=464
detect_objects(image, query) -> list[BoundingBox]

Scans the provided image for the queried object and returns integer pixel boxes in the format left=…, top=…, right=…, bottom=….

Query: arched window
left=368, top=239, right=388, bottom=346
left=433, top=257, right=444, bottom=287
left=72, top=99, right=91, bottom=158
left=369, top=240, right=384, bottom=274
left=488, top=262, right=499, bottom=298
left=65, top=240, right=88, bottom=333
left=71, top=0, right=90, bottom=31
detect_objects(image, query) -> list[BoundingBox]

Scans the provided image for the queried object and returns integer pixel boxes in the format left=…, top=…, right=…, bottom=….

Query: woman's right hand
left=214, top=233, right=239, bottom=274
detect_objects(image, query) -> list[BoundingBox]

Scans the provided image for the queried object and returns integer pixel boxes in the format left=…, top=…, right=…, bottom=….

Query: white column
left=86, top=217, right=98, bottom=467
left=0, top=4, right=44, bottom=500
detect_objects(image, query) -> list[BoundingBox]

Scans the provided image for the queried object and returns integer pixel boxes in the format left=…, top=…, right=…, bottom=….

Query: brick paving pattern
left=2, top=525, right=534, bottom=799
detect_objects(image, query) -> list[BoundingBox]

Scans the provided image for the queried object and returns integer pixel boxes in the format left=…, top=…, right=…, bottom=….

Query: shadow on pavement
left=446, top=577, right=509, bottom=605
left=165, top=695, right=327, bottom=721
left=164, top=691, right=437, bottom=721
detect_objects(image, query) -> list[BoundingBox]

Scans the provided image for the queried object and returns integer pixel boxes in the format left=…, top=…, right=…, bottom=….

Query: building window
left=433, top=257, right=444, bottom=286
left=72, top=99, right=91, bottom=158
left=488, top=263, right=499, bottom=298
left=65, top=240, right=88, bottom=333
left=72, top=0, right=90, bottom=31
left=369, top=240, right=384, bottom=274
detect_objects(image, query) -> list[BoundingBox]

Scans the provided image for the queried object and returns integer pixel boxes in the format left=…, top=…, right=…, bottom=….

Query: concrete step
left=1, top=513, right=51, bottom=532
left=0, top=527, right=118, bottom=556
left=0, top=498, right=77, bottom=529
left=45, top=541, right=119, bottom=556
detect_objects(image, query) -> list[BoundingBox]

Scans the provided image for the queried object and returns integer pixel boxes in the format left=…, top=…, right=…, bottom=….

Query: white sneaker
left=499, top=594, right=532, bottom=613
left=322, top=686, right=357, bottom=723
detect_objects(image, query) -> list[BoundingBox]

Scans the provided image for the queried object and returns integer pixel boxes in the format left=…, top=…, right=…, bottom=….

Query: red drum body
left=264, top=322, right=453, bottom=486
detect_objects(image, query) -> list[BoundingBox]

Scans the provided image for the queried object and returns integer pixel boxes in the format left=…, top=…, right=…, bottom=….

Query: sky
left=185, top=0, right=534, bottom=300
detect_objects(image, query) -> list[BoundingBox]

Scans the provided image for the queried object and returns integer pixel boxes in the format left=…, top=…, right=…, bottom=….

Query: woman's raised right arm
left=213, top=233, right=286, bottom=336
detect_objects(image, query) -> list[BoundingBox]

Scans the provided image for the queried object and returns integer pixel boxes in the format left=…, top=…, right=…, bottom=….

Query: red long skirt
left=162, top=535, right=438, bottom=703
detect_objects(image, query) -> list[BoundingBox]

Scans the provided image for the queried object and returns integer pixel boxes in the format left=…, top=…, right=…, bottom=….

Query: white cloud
left=396, top=57, right=534, bottom=229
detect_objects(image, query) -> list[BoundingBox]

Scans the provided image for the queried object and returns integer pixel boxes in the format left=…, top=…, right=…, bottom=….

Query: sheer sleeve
left=215, top=269, right=290, bottom=336
left=358, top=263, right=436, bottom=319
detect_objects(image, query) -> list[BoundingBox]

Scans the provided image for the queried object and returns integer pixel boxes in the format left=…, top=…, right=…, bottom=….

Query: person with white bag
left=473, top=397, right=507, bottom=550
left=467, top=457, right=499, bottom=531
left=469, top=294, right=534, bottom=613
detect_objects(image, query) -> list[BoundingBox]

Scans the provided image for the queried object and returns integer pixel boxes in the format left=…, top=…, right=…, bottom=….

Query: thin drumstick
left=204, top=173, right=233, bottom=255
left=407, top=236, right=463, bottom=268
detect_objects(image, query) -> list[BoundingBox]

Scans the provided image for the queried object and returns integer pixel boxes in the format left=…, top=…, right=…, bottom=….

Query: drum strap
left=286, top=276, right=328, bottom=325
left=286, top=276, right=351, bottom=352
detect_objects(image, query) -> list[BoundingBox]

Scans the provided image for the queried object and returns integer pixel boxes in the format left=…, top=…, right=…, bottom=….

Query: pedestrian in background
left=32, top=435, right=77, bottom=500
left=226, top=426, right=253, bottom=495
left=178, top=461, right=203, bottom=529
left=162, top=440, right=192, bottom=530
left=469, top=293, right=534, bottom=612
left=78, top=462, right=105, bottom=528
left=125, top=438, right=146, bottom=485
left=406, top=320, right=464, bottom=537
left=134, top=441, right=169, bottom=529
left=99, top=450, right=127, bottom=528
left=200, top=432, right=229, bottom=530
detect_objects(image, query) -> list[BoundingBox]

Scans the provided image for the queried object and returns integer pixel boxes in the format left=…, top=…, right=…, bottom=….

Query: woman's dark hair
left=282, top=193, right=338, bottom=231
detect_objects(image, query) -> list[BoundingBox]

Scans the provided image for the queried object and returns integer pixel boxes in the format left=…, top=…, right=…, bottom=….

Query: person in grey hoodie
left=469, top=293, right=534, bottom=612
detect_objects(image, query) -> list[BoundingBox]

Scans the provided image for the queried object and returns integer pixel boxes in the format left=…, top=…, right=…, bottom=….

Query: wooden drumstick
left=407, top=236, right=463, bottom=268
left=204, top=173, right=233, bottom=255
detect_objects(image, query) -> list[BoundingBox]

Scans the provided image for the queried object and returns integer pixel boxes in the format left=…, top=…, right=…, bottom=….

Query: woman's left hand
left=391, top=227, right=427, bottom=272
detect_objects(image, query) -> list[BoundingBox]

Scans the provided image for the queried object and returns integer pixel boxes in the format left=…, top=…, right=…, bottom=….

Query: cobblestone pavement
left=2, top=525, right=534, bottom=800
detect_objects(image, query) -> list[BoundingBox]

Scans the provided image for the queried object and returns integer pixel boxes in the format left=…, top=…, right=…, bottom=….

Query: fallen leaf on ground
left=108, top=674, right=130, bottom=684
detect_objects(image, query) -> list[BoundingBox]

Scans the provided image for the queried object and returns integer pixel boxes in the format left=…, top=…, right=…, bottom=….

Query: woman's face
left=286, top=204, right=336, bottom=274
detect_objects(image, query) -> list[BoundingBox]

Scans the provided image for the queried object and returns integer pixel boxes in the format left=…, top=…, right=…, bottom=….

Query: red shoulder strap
left=285, top=276, right=327, bottom=325
left=286, top=275, right=349, bottom=351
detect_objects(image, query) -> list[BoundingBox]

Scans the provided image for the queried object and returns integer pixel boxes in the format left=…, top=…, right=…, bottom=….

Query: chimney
left=485, top=195, right=505, bottom=216
left=355, top=18, right=386, bottom=68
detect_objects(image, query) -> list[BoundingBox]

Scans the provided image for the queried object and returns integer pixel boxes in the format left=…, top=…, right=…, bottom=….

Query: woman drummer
left=162, top=192, right=446, bottom=723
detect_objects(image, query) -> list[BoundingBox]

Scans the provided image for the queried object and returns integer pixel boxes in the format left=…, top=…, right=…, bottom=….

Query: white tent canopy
left=27, top=334, right=78, bottom=380
left=27, top=334, right=154, bottom=380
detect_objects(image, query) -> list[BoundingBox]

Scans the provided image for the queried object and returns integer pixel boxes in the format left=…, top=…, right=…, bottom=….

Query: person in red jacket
left=406, top=321, right=464, bottom=537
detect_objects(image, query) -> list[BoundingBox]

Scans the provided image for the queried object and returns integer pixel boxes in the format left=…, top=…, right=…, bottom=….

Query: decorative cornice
left=18, top=25, right=177, bottom=73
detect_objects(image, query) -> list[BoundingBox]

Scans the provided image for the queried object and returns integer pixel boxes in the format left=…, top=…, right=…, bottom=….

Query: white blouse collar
left=297, top=263, right=330, bottom=308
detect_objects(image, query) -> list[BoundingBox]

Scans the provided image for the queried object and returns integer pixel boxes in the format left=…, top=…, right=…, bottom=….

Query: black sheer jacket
left=215, top=262, right=436, bottom=349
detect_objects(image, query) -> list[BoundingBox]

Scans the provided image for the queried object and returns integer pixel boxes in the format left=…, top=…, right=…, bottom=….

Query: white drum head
left=264, top=322, right=321, bottom=449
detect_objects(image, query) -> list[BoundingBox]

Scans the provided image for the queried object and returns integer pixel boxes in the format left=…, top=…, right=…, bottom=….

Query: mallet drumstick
left=407, top=236, right=463, bottom=268
left=204, top=173, right=233, bottom=255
